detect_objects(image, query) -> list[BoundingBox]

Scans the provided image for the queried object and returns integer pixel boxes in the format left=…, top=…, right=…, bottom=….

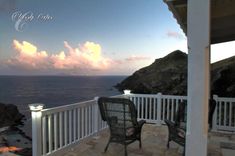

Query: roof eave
left=163, top=0, right=187, bottom=35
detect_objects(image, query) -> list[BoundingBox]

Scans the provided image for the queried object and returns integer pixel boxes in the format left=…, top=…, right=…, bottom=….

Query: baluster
left=85, top=107, right=88, bottom=136
left=167, top=98, right=170, bottom=120
left=171, top=99, right=174, bottom=121
left=138, top=97, right=140, bottom=119
left=42, top=116, right=46, bottom=155
left=163, top=98, right=166, bottom=120
left=229, top=102, right=232, bottom=127
left=48, top=115, right=52, bottom=153
left=88, top=105, right=91, bottom=135
left=219, top=101, right=221, bottom=126
left=141, top=97, right=144, bottom=119
left=64, top=111, right=68, bottom=145
left=77, top=108, right=80, bottom=140
left=224, top=102, right=227, bottom=126
left=73, top=109, right=76, bottom=142
left=153, top=98, right=156, bottom=121
left=59, top=112, right=63, bottom=148
left=145, top=97, right=148, bottom=119
left=69, top=110, right=72, bottom=144
left=176, top=100, right=179, bottom=115
left=54, top=113, right=58, bottom=150
left=81, top=107, right=84, bottom=138
left=150, top=98, right=152, bottom=120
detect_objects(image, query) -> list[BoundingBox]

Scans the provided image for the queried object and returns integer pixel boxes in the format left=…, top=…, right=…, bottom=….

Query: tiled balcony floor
left=58, top=124, right=235, bottom=156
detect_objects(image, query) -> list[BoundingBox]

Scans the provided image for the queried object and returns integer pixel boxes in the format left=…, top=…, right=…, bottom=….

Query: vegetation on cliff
left=116, top=50, right=235, bottom=97
left=0, top=103, right=24, bottom=128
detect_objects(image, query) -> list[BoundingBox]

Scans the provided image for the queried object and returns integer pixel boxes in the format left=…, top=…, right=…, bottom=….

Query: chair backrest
left=208, top=99, right=216, bottom=128
left=174, top=99, right=217, bottom=128
left=175, top=101, right=187, bottom=126
left=98, top=97, right=138, bottom=130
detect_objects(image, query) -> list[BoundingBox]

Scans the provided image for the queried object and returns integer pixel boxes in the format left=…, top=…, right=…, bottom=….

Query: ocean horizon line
left=0, top=74, right=128, bottom=77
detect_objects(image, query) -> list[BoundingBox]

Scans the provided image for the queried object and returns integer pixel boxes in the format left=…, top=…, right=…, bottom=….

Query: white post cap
left=124, top=89, right=131, bottom=95
left=29, top=103, right=44, bottom=112
left=94, top=96, right=99, bottom=101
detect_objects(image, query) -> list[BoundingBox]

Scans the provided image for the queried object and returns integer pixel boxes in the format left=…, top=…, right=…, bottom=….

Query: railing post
left=212, top=95, right=218, bottom=131
left=123, top=89, right=131, bottom=99
left=94, top=97, right=99, bottom=135
left=29, top=103, right=44, bottom=156
left=157, top=93, right=162, bottom=126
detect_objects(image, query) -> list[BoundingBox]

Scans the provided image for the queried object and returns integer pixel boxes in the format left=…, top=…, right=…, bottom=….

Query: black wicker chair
left=98, top=97, right=146, bottom=156
left=165, top=101, right=186, bottom=155
left=165, top=99, right=217, bottom=155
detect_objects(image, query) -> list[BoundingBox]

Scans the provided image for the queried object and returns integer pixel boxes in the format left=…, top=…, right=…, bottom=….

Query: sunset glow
left=0, top=146, right=22, bottom=153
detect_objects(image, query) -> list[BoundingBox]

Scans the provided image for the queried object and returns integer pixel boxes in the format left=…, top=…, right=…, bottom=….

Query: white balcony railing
left=212, top=95, right=235, bottom=132
left=29, top=92, right=235, bottom=156
left=127, top=93, right=187, bottom=124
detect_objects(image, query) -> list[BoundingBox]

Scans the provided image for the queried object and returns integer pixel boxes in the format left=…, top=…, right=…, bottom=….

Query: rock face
left=116, top=50, right=235, bottom=97
left=0, top=103, right=25, bottom=128
left=212, top=55, right=235, bottom=97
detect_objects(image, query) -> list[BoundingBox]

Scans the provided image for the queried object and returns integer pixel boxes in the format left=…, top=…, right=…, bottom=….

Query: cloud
left=8, top=40, right=49, bottom=69
left=3, top=40, right=154, bottom=75
left=7, top=40, right=111, bottom=73
left=51, top=41, right=111, bottom=70
left=125, top=55, right=150, bottom=62
left=112, top=55, right=151, bottom=64
left=166, top=30, right=185, bottom=40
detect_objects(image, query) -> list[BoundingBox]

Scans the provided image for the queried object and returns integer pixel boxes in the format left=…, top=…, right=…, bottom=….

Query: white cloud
left=8, top=40, right=111, bottom=73
left=125, top=55, right=150, bottom=61
left=9, top=40, right=49, bottom=69
left=166, top=30, right=186, bottom=40
left=4, top=40, right=180, bottom=75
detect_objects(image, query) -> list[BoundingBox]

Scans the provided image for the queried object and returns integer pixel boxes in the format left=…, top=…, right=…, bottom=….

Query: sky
left=0, top=0, right=234, bottom=76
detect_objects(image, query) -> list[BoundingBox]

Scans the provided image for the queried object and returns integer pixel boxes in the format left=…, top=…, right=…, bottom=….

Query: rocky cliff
left=116, top=50, right=235, bottom=97
left=0, top=103, right=25, bottom=128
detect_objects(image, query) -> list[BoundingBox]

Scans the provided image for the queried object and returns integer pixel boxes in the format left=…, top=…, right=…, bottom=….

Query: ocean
left=0, top=75, right=126, bottom=137
left=0, top=75, right=126, bottom=113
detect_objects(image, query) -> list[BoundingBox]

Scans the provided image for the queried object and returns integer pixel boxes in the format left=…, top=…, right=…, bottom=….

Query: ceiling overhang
left=164, top=0, right=235, bottom=44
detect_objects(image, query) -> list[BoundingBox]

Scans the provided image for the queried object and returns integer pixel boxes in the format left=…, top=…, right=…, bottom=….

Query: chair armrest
left=176, top=127, right=186, bottom=138
left=137, top=120, right=146, bottom=127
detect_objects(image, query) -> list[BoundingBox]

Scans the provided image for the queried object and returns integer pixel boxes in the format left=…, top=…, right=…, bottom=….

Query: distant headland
left=116, top=50, right=235, bottom=97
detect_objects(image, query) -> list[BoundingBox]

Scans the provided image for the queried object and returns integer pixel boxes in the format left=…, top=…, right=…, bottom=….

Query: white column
left=186, top=0, right=211, bottom=156
left=29, top=103, right=44, bottom=156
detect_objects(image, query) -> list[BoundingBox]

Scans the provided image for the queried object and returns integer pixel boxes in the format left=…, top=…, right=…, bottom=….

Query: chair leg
left=139, top=139, right=142, bottom=148
left=167, top=139, right=170, bottom=148
left=138, top=132, right=142, bottom=148
left=104, top=138, right=111, bottom=152
left=124, top=144, right=127, bottom=156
